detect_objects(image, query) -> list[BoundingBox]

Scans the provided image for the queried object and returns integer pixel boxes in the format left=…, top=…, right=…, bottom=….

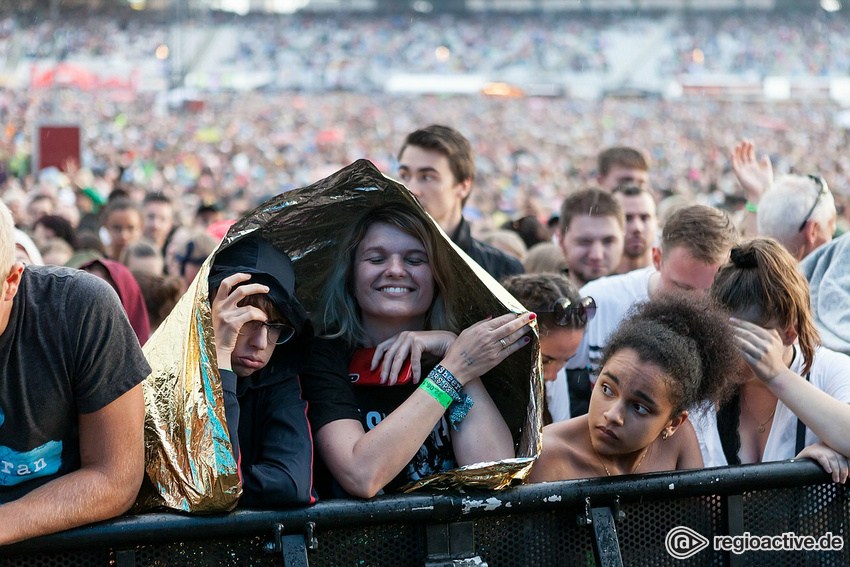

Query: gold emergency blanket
left=137, top=159, right=542, bottom=509
left=135, top=255, right=241, bottom=512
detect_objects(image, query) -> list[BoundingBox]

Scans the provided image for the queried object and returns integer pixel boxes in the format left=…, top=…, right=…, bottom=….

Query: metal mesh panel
left=133, top=536, right=280, bottom=566
left=741, top=484, right=850, bottom=567
left=2, top=480, right=849, bottom=567
left=309, top=522, right=424, bottom=567
left=0, top=549, right=113, bottom=567
left=474, top=509, right=595, bottom=567
left=618, top=495, right=724, bottom=566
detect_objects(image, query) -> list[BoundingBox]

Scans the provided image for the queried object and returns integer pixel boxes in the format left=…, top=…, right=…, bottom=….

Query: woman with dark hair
left=503, top=273, right=594, bottom=424
left=700, top=238, right=850, bottom=483
left=301, top=203, right=534, bottom=498
left=529, top=292, right=739, bottom=481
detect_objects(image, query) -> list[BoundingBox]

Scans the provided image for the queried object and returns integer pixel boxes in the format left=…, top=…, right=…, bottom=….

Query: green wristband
left=746, top=201, right=758, bottom=213
left=419, top=378, right=453, bottom=409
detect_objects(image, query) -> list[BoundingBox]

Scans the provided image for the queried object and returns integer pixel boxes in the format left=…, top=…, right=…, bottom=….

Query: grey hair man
left=758, top=174, right=836, bottom=261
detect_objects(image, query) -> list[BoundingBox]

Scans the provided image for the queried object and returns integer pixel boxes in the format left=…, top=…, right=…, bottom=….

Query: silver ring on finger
left=499, top=338, right=507, bottom=349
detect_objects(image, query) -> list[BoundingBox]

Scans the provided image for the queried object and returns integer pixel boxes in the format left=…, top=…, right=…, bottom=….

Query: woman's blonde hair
left=711, top=238, right=820, bottom=375
left=319, top=203, right=457, bottom=346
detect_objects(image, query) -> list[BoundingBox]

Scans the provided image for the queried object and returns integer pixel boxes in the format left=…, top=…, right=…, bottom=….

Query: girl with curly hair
left=528, top=292, right=739, bottom=481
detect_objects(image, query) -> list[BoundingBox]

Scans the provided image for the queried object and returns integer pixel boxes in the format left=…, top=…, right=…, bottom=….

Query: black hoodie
left=209, top=234, right=317, bottom=508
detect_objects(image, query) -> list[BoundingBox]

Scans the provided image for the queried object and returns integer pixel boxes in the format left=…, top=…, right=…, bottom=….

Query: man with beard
left=557, top=189, right=625, bottom=289
left=612, top=186, right=657, bottom=274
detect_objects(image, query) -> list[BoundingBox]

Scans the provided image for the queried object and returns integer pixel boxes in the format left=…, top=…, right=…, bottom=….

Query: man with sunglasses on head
left=551, top=205, right=739, bottom=421
left=209, top=234, right=317, bottom=508
left=757, top=174, right=837, bottom=261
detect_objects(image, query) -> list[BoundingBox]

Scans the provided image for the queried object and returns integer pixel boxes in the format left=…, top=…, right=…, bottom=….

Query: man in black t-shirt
left=0, top=202, right=151, bottom=545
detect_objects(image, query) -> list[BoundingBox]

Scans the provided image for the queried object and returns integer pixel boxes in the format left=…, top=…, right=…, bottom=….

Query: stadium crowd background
left=1, top=1, right=850, bottom=235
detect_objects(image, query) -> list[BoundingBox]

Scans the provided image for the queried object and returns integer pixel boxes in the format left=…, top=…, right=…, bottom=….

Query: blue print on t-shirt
left=0, top=441, right=63, bottom=486
left=0, top=404, right=64, bottom=486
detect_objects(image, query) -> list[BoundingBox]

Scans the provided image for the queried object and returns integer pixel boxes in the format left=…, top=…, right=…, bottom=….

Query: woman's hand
left=211, top=273, right=269, bottom=370
left=373, top=330, right=457, bottom=385
left=439, top=312, right=535, bottom=385
left=730, top=318, right=789, bottom=384
left=796, top=442, right=850, bottom=484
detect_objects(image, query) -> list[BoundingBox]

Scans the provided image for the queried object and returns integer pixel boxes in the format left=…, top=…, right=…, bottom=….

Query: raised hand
left=731, top=140, right=773, bottom=204
left=730, top=318, right=789, bottom=384
left=211, top=273, right=269, bottom=368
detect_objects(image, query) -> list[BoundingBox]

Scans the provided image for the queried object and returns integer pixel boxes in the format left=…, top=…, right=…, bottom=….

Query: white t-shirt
left=545, top=368, right=570, bottom=423
left=547, top=267, right=655, bottom=422
left=693, top=345, right=850, bottom=467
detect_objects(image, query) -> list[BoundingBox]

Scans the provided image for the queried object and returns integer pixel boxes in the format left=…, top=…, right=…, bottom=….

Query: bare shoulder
left=671, top=419, right=704, bottom=470
left=527, top=417, right=588, bottom=483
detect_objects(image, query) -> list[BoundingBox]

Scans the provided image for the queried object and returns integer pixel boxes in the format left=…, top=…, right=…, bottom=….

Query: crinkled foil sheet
left=137, top=159, right=543, bottom=508
left=135, top=254, right=242, bottom=513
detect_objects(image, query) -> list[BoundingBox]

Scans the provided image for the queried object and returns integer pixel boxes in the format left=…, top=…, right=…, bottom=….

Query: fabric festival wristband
left=420, top=378, right=453, bottom=409
left=448, top=395, right=474, bottom=431
left=429, top=364, right=463, bottom=398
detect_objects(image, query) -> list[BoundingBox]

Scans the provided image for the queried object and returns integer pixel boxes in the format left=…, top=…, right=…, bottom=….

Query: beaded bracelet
left=427, top=364, right=474, bottom=430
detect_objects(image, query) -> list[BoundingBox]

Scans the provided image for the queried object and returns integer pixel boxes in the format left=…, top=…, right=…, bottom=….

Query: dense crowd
left=1, top=89, right=849, bottom=236
left=2, top=5, right=850, bottom=550
left=5, top=9, right=850, bottom=88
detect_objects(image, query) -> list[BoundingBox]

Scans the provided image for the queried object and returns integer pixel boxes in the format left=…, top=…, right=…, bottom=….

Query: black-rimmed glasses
left=540, top=296, right=597, bottom=326
left=237, top=320, right=296, bottom=345
left=798, top=175, right=829, bottom=232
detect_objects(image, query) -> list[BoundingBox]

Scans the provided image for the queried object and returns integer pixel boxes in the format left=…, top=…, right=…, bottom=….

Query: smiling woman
left=300, top=203, right=534, bottom=499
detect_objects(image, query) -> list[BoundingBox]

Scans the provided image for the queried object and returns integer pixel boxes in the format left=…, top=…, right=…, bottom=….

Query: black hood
left=208, top=233, right=313, bottom=391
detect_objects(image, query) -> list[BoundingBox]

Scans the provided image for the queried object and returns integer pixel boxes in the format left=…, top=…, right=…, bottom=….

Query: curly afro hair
left=600, top=291, right=740, bottom=415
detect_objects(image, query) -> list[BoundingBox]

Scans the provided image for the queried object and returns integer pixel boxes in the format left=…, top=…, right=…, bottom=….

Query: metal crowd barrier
left=1, top=460, right=847, bottom=567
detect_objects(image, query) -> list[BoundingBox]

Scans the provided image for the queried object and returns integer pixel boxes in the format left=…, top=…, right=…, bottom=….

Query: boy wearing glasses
left=209, top=234, right=317, bottom=507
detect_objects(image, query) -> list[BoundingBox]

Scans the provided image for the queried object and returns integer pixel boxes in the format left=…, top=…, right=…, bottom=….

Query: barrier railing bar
left=0, top=459, right=834, bottom=557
